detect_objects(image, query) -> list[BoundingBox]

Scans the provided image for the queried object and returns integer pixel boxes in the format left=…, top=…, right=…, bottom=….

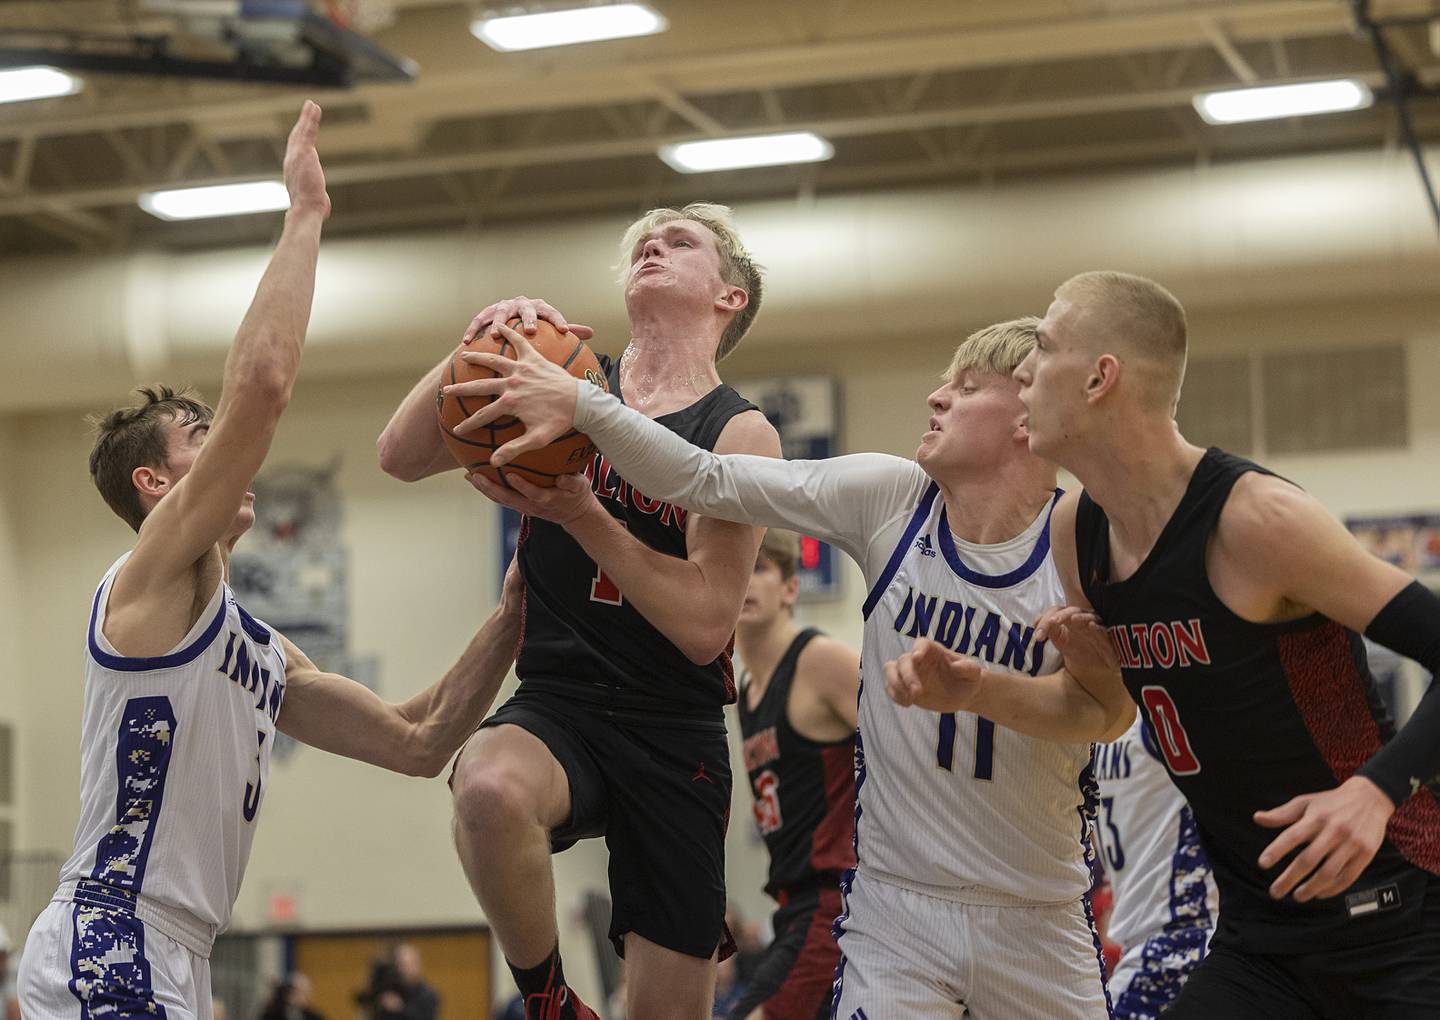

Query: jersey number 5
left=752, top=769, right=782, bottom=835
left=1140, top=685, right=1201, bottom=775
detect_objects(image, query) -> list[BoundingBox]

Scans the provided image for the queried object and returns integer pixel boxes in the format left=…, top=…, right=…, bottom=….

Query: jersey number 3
left=1140, top=685, right=1201, bottom=775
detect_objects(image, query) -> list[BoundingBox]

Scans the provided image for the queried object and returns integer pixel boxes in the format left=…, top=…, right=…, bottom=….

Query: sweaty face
left=1014, top=297, right=1091, bottom=461
left=624, top=219, right=732, bottom=311
left=154, top=418, right=256, bottom=537
left=916, top=369, right=1029, bottom=479
left=739, top=554, right=795, bottom=627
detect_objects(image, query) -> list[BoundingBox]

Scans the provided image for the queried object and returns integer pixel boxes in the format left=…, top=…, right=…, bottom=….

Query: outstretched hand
left=885, top=637, right=986, bottom=713
left=283, top=100, right=329, bottom=218
left=1255, top=775, right=1394, bottom=902
left=445, top=322, right=584, bottom=466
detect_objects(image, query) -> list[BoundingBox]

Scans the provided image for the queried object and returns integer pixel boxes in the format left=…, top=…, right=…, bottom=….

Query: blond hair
left=942, top=316, right=1041, bottom=383
left=758, top=529, right=802, bottom=581
left=618, top=202, right=763, bottom=361
left=1055, top=271, right=1188, bottom=407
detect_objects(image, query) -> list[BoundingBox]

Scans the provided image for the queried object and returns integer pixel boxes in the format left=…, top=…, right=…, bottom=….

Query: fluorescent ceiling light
left=659, top=132, right=835, bottom=174
left=139, top=180, right=290, bottom=221
left=1193, top=79, right=1373, bottom=125
left=472, top=4, right=666, bottom=52
left=0, top=66, right=82, bottom=105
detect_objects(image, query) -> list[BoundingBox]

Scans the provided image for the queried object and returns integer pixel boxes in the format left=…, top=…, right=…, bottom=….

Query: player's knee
left=451, top=758, right=541, bottom=838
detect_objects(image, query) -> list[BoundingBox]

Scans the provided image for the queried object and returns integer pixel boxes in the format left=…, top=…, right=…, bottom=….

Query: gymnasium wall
left=0, top=419, right=24, bottom=846
left=3, top=146, right=1440, bottom=1009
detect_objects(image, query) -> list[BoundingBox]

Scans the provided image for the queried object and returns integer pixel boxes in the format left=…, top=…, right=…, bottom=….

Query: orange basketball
left=436, top=318, right=608, bottom=488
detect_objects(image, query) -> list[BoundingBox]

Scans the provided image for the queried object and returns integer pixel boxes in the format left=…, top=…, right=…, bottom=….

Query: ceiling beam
left=1202, top=19, right=1261, bottom=84
left=0, top=1, right=1407, bottom=146
left=2, top=66, right=1420, bottom=221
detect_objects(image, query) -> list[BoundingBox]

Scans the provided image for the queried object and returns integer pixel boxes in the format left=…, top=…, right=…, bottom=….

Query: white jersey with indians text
left=1093, top=714, right=1217, bottom=1011
left=855, top=482, right=1096, bottom=902
left=56, top=553, right=286, bottom=932
left=571, top=385, right=1101, bottom=904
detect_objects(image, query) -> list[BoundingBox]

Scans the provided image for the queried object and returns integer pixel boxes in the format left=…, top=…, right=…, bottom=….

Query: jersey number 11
left=937, top=713, right=995, bottom=781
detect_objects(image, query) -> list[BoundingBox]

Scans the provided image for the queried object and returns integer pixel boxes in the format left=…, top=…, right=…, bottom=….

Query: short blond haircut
left=758, top=529, right=802, bottom=580
left=942, top=316, right=1041, bottom=383
left=1055, top=271, right=1188, bottom=406
left=618, top=202, right=763, bottom=361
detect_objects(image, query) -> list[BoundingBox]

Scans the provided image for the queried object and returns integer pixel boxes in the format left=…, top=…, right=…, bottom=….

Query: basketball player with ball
left=454, top=315, right=1126, bottom=1018
left=378, top=204, right=781, bottom=1020
left=18, top=104, right=526, bottom=1020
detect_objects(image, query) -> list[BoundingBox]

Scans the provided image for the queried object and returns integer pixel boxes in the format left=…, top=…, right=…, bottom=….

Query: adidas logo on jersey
left=913, top=534, right=936, bottom=558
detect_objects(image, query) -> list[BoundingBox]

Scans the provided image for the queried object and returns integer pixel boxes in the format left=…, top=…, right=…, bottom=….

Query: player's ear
left=132, top=464, right=169, bottom=500
left=1087, top=354, right=1121, bottom=403
left=715, top=284, right=748, bottom=314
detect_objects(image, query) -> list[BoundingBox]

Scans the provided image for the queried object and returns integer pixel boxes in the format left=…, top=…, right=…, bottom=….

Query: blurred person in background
left=260, top=972, right=324, bottom=1020
left=373, top=943, right=438, bottom=1020
left=0, top=921, right=16, bottom=1020
left=728, top=530, right=858, bottom=1020
left=212, top=996, right=229, bottom=1020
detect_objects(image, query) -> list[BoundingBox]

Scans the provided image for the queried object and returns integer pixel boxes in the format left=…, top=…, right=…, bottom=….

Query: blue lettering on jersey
left=217, top=630, right=284, bottom=724
left=891, top=586, right=1047, bottom=676
left=971, top=612, right=1001, bottom=662
left=1094, top=738, right=1133, bottom=781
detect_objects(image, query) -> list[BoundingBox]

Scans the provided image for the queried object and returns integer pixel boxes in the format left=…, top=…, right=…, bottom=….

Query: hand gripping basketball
left=446, top=321, right=588, bottom=468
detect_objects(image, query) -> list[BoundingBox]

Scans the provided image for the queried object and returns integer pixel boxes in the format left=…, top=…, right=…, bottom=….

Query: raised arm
left=885, top=489, right=1136, bottom=743
left=277, top=558, right=524, bottom=777
left=111, top=104, right=329, bottom=614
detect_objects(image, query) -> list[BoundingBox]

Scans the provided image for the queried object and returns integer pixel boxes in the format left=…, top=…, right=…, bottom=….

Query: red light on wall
left=268, top=893, right=297, bottom=923
left=801, top=535, right=821, bottom=570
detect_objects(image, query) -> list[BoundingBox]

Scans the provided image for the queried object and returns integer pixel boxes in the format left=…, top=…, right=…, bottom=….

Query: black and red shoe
left=524, top=985, right=600, bottom=1020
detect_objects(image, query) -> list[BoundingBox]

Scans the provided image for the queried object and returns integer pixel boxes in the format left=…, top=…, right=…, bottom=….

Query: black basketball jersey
left=516, top=355, right=758, bottom=720
left=738, top=628, right=857, bottom=902
left=1075, top=448, right=1440, bottom=953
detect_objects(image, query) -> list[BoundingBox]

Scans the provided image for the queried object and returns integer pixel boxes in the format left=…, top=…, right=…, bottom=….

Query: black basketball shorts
left=1161, top=877, right=1440, bottom=1019
left=479, top=687, right=734, bottom=961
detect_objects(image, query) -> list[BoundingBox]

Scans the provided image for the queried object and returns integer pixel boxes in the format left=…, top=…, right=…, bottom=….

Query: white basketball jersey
left=857, top=483, right=1096, bottom=904
left=57, top=553, right=286, bottom=931
left=1093, top=715, right=1218, bottom=951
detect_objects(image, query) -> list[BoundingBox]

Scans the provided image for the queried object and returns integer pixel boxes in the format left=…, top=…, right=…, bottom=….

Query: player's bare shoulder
left=1210, top=470, right=1320, bottom=622
left=1048, top=487, right=1090, bottom=608
left=715, top=407, right=782, bottom=458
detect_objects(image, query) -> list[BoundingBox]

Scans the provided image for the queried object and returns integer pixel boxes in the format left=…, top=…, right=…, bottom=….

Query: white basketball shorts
left=830, top=868, right=1112, bottom=1019
left=18, top=888, right=213, bottom=1020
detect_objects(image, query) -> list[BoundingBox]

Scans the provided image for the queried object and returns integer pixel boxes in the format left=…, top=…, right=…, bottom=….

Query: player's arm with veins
left=276, top=558, right=524, bottom=777
left=885, top=489, right=1136, bottom=744
left=1217, top=473, right=1440, bottom=900
left=110, top=104, right=329, bottom=618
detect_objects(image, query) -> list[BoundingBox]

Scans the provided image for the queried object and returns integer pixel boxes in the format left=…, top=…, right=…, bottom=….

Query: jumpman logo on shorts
left=692, top=762, right=713, bottom=784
